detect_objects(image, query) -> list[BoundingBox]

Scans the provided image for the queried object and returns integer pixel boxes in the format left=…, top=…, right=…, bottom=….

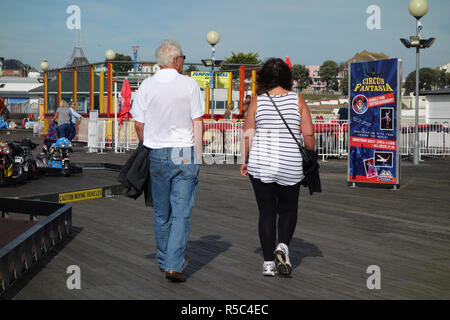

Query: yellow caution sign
left=59, top=188, right=103, bottom=203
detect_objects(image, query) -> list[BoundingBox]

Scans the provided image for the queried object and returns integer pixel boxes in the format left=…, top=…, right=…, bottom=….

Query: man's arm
left=135, top=121, right=144, bottom=143
left=70, top=108, right=82, bottom=119
left=192, top=117, right=203, bottom=161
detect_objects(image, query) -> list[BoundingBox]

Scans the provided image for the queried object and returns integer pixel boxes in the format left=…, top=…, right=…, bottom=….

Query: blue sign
left=348, top=58, right=402, bottom=187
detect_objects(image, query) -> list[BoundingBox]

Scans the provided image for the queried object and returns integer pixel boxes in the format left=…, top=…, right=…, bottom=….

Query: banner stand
left=347, top=58, right=402, bottom=190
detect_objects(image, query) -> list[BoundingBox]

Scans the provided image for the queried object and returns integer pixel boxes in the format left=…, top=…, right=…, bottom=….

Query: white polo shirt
left=131, top=68, right=205, bottom=149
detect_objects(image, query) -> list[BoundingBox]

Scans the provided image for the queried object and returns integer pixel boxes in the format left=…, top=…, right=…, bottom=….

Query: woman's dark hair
left=256, top=58, right=293, bottom=95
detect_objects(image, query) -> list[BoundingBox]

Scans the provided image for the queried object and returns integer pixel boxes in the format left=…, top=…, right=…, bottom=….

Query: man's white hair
left=155, top=39, right=182, bottom=67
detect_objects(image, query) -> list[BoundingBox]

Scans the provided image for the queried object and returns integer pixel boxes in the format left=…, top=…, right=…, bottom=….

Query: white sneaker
left=262, top=261, right=277, bottom=277
left=274, top=243, right=292, bottom=276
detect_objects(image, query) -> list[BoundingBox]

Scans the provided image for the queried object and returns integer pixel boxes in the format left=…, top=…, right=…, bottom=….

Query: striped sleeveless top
left=247, top=91, right=303, bottom=186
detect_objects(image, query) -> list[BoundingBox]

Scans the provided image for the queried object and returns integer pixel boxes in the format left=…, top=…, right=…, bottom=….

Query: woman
left=240, top=58, right=315, bottom=277
left=52, top=100, right=72, bottom=139
left=0, top=96, right=9, bottom=120
left=224, top=102, right=234, bottom=120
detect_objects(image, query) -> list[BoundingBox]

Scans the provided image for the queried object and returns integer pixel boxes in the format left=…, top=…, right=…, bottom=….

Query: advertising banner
left=348, top=58, right=402, bottom=187
left=214, top=72, right=231, bottom=89
left=191, top=71, right=230, bottom=89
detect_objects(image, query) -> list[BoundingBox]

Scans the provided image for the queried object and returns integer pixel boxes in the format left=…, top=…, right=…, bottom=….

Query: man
left=337, top=102, right=349, bottom=123
left=131, top=39, right=205, bottom=283
left=68, top=102, right=82, bottom=141
left=238, top=95, right=252, bottom=119
left=355, top=97, right=367, bottom=113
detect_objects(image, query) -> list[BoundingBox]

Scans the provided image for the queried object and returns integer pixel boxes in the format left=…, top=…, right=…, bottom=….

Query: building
left=139, top=63, right=160, bottom=75
left=0, top=76, right=43, bottom=117
left=345, top=50, right=389, bottom=66
left=439, top=63, right=450, bottom=73
left=29, top=71, right=112, bottom=113
left=421, top=88, right=450, bottom=124
left=305, top=65, right=327, bottom=93
left=0, top=59, right=39, bottom=77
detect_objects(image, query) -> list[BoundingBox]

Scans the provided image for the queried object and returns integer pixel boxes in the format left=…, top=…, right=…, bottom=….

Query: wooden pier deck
left=1, top=150, right=449, bottom=300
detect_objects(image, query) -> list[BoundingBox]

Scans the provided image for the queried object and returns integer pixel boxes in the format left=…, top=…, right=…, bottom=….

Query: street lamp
left=40, top=59, right=49, bottom=116
left=105, top=49, right=116, bottom=61
left=400, top=0, right=435, bottom=165
left=206, top=30, right=220, bottom=119
left=40, top=59, right=49, bottom=72
left=105, top=49, right=116, bottom=119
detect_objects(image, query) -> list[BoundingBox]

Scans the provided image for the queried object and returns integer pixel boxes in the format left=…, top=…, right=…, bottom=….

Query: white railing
left=401, top=122, right=450, bottom=157
left=314, top=121, right=348, bottom=160
left=37, top=118, right=450, bottom=158
left=203, top=120, right=243, bottom=156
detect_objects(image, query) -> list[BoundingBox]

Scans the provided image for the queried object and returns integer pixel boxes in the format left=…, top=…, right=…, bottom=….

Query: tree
left=403, top=68, right=440, bottom=95
left=112, top=53, right=133, bottom=74
left=184, top=64, right=199, bottom=74
left=292, top=64, right=312, bottom=91
left=220, top=52, right=261, bottom=81
left=320, top=60, right=339, bottom=92
left=221, top=51, right=261, bottom=68
left=437, top=69, right=450, bottom=89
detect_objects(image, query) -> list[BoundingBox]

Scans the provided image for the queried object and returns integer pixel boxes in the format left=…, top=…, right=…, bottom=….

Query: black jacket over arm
left=300, top=150, right=322, bottom=195
left=117, top=143, right=153, bottom=206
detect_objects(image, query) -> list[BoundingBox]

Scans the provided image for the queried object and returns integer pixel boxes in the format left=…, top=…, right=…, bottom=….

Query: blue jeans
left=57, top=123, right=71, bottom=139
left=149, top=147, right=199, bottom=272
left=68, top=123, right=76, bottom=141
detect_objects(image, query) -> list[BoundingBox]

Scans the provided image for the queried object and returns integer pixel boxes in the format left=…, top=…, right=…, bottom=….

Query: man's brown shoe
left=165, top=270, right=186, bottom=282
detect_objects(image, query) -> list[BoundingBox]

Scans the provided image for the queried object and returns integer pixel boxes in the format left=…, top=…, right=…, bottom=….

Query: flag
left=285, top=56, right=292, bottom=69
left=119, top=78, right=132, bottom=125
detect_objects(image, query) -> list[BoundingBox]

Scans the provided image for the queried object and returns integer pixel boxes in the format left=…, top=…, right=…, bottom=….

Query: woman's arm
left=298, top=94, right=315, bottom=150
left=240, top=98, right=257, bottom=176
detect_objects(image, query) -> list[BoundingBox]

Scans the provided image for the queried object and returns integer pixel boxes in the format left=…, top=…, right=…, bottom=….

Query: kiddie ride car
left=36, top=137, right=82, bottom=176
left=0, top=139, right=38, bottom=186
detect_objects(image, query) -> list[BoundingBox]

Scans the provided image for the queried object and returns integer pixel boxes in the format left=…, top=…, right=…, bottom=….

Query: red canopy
left=119, top=78, right=132, bottom=125
left=285, top=56, right=292, bottom=69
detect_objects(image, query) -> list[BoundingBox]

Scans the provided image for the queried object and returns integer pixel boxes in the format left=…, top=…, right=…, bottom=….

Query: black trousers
left=249, top=175, right=301, bottom=261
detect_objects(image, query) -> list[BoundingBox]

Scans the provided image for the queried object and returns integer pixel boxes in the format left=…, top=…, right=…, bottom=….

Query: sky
left=0, top=0, right=449, bottom=77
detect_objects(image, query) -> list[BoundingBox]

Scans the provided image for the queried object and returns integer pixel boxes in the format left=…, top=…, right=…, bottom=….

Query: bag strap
left=265, top=93, right=302, bottom=148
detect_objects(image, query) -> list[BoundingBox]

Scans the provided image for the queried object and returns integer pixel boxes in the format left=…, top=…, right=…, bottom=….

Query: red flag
left=119, top=78, right=132, bottom=125
left=285, top=56, right=292, bottom=69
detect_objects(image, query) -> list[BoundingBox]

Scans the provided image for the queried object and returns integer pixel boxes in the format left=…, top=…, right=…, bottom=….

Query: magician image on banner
left=352, top=95, right=368, bottom=114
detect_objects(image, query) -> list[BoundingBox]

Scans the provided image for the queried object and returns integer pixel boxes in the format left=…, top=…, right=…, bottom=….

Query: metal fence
left=64, top=118, right=450, bottom=158
left=401, top=122, right=450, bottom=157
left=7, top=102, right=39, bottom=116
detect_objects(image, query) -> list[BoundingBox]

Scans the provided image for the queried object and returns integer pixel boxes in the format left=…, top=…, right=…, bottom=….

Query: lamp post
left=400, top=0, right=435, bottom=165
left=105, top=49, right=116, bottom=119
left=40, top=59, right=49, bottom=116
left=206, top=30, right=220, bottom=119
left=105, top=49, right=116, bottom=61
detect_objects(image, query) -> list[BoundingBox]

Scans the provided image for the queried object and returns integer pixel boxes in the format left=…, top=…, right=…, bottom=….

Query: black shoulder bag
left=265, top=93, right=319, bottom=177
